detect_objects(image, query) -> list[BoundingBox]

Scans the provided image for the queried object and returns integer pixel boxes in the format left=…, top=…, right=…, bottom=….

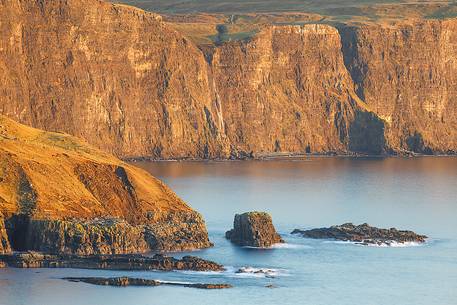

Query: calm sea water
left=1, top=157, right=457, bottom=305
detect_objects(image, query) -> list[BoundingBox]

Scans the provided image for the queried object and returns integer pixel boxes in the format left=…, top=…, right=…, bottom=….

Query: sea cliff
left=0, top=0, right=456, bottom=158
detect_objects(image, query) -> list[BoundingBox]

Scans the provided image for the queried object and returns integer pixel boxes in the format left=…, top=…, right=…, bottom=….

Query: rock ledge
left=0, top=252, right=224, bottom=271
left=64, top=277, right=232, bottom=289
left=292, top=223, right=427, bottom=246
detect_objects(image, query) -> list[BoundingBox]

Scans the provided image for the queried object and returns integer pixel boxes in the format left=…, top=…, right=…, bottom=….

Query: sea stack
left=226, top=212, right=284, bottom=248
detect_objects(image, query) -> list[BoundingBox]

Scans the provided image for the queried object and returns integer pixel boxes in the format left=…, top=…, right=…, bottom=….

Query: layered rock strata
left=0, top=0, right=456, bottom=158
left=0, top=115, right=211, bottom=254
left=338, top=21, right=457, bottom=154
left=226, top=212, right=283, bottom=247
left=0, top=0, right=228, bottom=159
left=292, top=223, right=427, bottom=246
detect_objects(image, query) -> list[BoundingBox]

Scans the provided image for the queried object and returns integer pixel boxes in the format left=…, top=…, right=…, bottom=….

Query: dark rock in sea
left=64, top=277, right=232, bottom=289
left=291, top=223, right=427, bottom=245
left=265, top=284, right=278, bottom=289
left=226, top=212, right=284, bottom=247
left=0, top=251, right=224, bottom=271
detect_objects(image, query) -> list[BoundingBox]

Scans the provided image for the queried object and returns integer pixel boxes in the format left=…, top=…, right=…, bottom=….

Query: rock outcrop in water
left=0, top=252, right=224, bottom=271
left=292, top=223, right=427, bottom=246
left=64, top=277, right=231, bottom=289
left=226, top=212, right=283, bottom=247
left=0, top=0, right=456, bottom=158
left=0, top=115, right=211, bottom=254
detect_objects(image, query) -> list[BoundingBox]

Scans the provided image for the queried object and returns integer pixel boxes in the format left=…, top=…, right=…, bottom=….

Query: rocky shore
left=292, top=223, right=427, bottom=246
left=9, top=214, right=212, bottom=256
left=0, top=252, right=224, bottom=272
left=226, top=212, right=283, bottom=248
left=64, top=277, right=232, bottom=289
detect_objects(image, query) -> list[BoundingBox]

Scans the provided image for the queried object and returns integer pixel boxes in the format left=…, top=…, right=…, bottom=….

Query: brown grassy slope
left=138, top=1, right=457, bottom=47
left=0, top=115, right=191, bottom=224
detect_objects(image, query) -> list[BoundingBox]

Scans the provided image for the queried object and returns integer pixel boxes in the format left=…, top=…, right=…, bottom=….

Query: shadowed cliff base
left=406, top=132, right=433, bottom=155
left=349, top=111, right=386, bottom=155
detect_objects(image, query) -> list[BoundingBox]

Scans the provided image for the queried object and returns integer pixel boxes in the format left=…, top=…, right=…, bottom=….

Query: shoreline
left=124, top=152, right=457, bottom=163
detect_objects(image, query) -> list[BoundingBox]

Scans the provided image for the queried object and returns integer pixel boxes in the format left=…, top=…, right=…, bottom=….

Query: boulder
left=225, top=212, right=283, bottom=247
left=292, top=223, right=427, bottom=245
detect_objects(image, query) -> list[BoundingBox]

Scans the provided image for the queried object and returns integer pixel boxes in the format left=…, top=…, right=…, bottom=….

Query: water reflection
left=135, top=157, right=457, bottom=238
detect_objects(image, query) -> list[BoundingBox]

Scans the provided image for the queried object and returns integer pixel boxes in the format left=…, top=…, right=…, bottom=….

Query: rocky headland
left=292, top=223, right=427, bottom=246
left=0, top=115, right=211, bottom=255
left=0, top=0, right=456, bottom=159
left=226, top=212, right=283, bottom=247
left=64, top=277, right=232, bottom=289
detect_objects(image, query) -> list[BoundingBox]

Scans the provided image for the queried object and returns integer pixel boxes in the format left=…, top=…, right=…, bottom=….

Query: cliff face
left=0, top=115, right=211, bottom=254
left=212, top=25, right=374, bottom=155
left=339, top=20, right=457, bottom=154
left=0, top=0, right=456, bottom=157
left=0, top=0, right=227, bottom=159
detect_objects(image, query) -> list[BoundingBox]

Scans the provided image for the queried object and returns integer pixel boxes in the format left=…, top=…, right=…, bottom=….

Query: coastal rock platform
left=0, top=252, right=224, bottom=272
left=64, top=277, right=232, bottom=289
left=292, top=223, right=427, bottom=246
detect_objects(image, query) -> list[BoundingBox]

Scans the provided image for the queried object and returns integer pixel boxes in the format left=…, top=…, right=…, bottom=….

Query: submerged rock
left=64, top=277, right=232, bottom=289
left=265, top=284, right=278, bottom=289
left=292, top=223, right=427, bottom=245
left=0, top=252, right=224, bottom=272
left=226, top=212, right=283, bottom=247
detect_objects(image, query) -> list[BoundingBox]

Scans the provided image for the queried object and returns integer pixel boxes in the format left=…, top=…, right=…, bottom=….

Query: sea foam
left=324, top=240, right=425, bottom=248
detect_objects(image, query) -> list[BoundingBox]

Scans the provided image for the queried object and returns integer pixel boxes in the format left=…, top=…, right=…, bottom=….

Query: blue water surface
left=1, top=157, right=456, bottom=305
